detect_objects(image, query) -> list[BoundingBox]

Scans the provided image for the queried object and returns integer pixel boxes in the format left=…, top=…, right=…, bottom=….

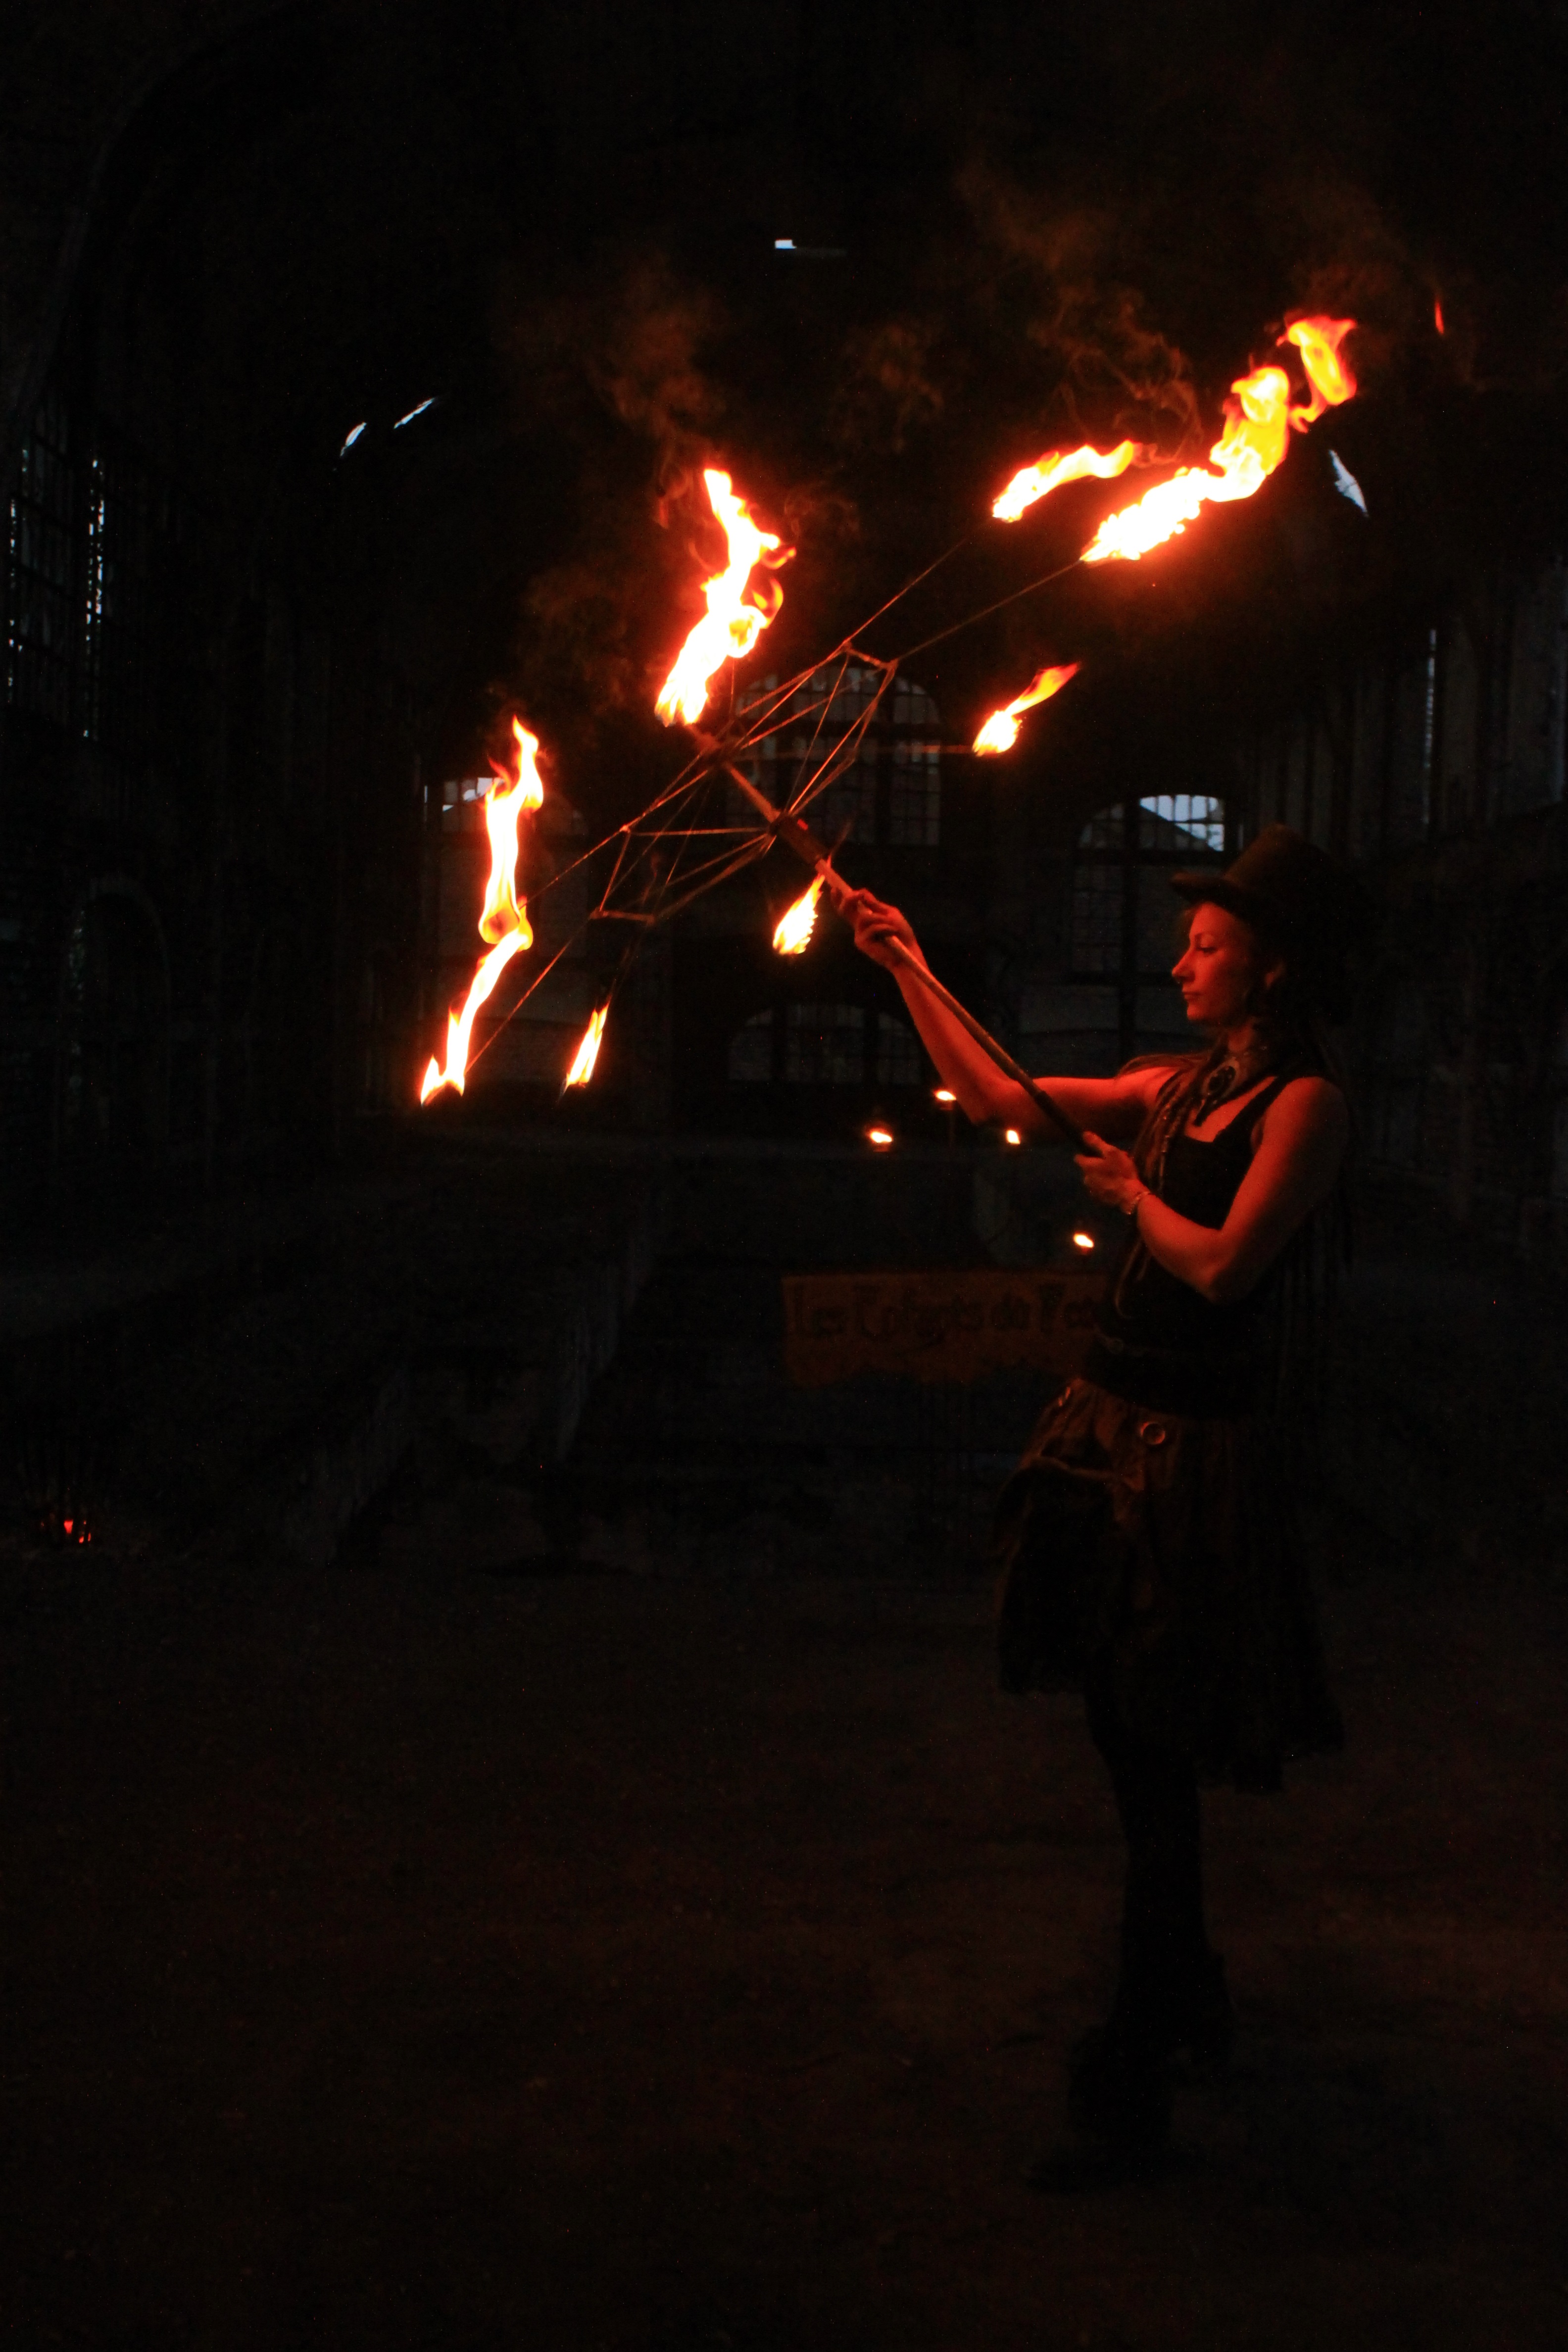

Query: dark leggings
left=1083, top=1660, right=1211, bottom=2028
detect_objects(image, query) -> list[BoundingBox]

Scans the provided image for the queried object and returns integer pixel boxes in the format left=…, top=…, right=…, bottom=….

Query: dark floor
left=6, top=1535, right=1566, bottom=2351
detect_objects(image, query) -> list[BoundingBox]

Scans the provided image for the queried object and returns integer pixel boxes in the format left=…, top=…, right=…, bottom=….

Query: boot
left=1027, top=2023, right=1173, bottom=2195
left=1076, top=1949, right=1234, bottom=2072
left=1167, top=1949, right=1233, bottom=2073
left=1066, top=2017, right=1173, bottom=2142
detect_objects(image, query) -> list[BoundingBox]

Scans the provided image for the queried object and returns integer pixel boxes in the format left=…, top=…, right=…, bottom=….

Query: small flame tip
left=563, top=1005, right=609, bottom=1090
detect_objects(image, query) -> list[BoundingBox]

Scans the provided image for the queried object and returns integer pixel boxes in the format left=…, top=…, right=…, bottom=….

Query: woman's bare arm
left=1078, top=1078, right=1349, bottom=1300
left=846, top=887, right=1172, bottom=1141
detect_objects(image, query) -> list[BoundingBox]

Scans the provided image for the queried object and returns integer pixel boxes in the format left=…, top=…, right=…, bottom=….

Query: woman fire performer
left=848, top=823, right=1365, bottom=2192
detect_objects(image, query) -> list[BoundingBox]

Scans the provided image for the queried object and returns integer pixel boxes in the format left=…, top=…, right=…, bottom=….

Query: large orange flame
left=973, top=661, right=1081, bottom=755
left=1082, top=319, right=1356, bottom=567
left=656, top=470, right=790, bottom=727
left=479, top=718, right=544, bottom=945
left=992, top=441, right=1141, bottom=524
left=1280, top=316, right=1357, bottom=427
left=772, top=875, right=823, bottom=955
left=420, top=717, right=544, bottom=1101
left=1082, top=364, right=1292, bottom=564
left=563, top=1004, right=608, bottom=1089
left=420, top=932, right=528, bottom=1102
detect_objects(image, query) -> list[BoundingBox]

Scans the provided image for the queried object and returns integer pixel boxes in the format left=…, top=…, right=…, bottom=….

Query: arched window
left=784, top=1002, right=865, bottom=1085
left=728, top=1008, right=774, bottom=1084
left=719, top=665, right=941, bottom=1114
left=1027, top=794, right=1227, bottom=1072
left=724, top=1004, right=927, bottom=1091
left=738, top=664, right=942, bottom=849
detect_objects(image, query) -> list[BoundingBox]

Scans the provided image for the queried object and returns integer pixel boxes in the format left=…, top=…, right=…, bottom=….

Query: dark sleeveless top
left=1084, top=1072, right=1295, bottom=1418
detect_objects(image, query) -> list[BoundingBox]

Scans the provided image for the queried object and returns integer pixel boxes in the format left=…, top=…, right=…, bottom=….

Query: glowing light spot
left=867, top=1126, right=894, bottom=1148
left=774, top=238, right=796, bottom=250
left=1004, top=1128, right=1022, bottom=1147
left=394, top=397, right=437, bottom=429
left=340, top=423, right=366, bottom=454
left=933, top=1088, right=956, bottom=1104
left=1072, top=1230, right=1096, bottom=1252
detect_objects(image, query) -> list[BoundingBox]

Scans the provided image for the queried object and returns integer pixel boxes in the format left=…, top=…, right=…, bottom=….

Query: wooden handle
left=882, top=938, right=1086, bottom=1150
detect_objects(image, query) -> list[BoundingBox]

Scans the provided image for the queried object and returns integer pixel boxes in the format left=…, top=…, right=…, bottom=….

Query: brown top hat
left=1170, top=824, right=1371, bottom=1022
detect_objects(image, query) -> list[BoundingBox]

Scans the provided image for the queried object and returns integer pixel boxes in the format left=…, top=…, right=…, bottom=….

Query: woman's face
left=1172, top=901, right=1277, bottom=1030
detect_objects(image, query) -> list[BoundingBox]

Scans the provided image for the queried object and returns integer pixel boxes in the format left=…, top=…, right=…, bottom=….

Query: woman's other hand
left=1075, top=1132, right=1146, bottom=1215
left=845, top=888, right=923, bottom=973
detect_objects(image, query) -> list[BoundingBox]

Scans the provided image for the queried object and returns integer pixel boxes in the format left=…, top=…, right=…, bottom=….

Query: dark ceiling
left=9, top=0, right=1568, bottom=812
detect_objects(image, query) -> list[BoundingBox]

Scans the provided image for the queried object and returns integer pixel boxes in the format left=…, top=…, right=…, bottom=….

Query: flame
left=479, top=718, right=544, bottom=946
left=1082, top=322, right=1357, bottom=567
left=563, top=1004, right=608, bottom=1089
left=973, top=661, right=1081, bottom=755
left=773, top=875, right=823, bottom=955
left=992, top=441, right=1140, bottom=524
left=420, top=931, right=528, bottom=1101
left=656, top=469, right=790, bottom=727
left=1280, top=316, right=1357, bottom=427
left=421, top=716, right=544, bottom=1101
left=1082, top=363, right=1294, bottom=565
left=1434, top=298, right=1445, bottom=336
left=867, top=1126, right=894, bottom=1148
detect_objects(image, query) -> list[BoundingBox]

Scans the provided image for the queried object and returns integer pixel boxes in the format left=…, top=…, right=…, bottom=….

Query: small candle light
left=1003, top=1127, right=1022, bottom=1147
left=933, top=1087, right=956, bottom=1104
left=1072, top=1230, right=1096, bottom=1252
left=867, top=1126, right=894, bottom=1148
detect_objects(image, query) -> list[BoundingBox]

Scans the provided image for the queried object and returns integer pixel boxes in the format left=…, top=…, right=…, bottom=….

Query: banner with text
left=782, top=1269, right=1105, bottom=1388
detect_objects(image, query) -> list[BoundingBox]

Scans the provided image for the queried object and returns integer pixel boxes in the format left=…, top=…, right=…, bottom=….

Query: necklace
left=1191, top=1040, right=1274, bottom=1127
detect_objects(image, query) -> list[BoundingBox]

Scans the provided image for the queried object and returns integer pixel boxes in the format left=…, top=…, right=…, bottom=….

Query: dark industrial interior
left=5, top=4, right=1568, bottom=2345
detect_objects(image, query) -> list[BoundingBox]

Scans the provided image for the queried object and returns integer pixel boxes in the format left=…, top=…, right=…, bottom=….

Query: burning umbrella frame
left=415, top=312, right=1360, bottom=1111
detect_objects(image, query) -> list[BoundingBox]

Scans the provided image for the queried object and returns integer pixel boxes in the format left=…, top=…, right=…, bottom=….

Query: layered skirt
left=991, top=1376, right=1343, bottom=1792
